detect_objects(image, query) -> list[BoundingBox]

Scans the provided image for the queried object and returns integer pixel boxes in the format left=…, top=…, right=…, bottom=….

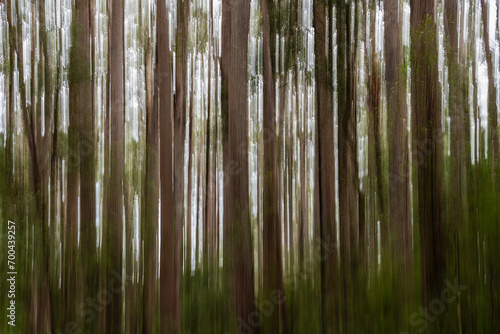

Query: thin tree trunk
left=142, top=11, right=158, bottom=331
left=76, top=0, right=98, bottom=331
left=174, top=1, right=189, bottom=324
left=106, top=0, right=125, bottom=330
left=66, top=2, right=80, bottom=328
left=186, top=42, right=195, bottom=285
left=158, top=0, right=177, bottom=330
left=262, top=0, right=286, bottom=331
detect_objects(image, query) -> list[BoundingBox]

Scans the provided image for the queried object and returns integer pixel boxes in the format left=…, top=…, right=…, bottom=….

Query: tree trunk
left=186, top=44, right=195, bottom=283
left=158, top=0, right=177, bottom=330
left=223, top=0, right=257, bottom=332
left=261, top=0, right=286, bottom=332
left=410, top=0, right=445, bottom=307
left=314, top=1, right=339, bottom=333
left=174, top=1, right=189, bottom=324
left=76, top=0, right=98, bottom=330
left=142, top=12, right=158, bottom=332
left=106, top=0, right=125, bottom=330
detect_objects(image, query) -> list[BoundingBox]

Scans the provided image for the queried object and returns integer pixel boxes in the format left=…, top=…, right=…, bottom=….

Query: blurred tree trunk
left=368, top=0, right=386, bottom=259
left=337, top=0, right=359, bottom=331
left=410, top=0, right=445, bottom=307
left=261, top=0, right=286, bottom=331
left=186, top=39, right=195, bottom=285
left=101, top=0, right=112, bottom=329
left=76, top=0, right=98, bottom=331
left=158, top=0, right=177, bottom=330
left=209, top=0, right=218, bottom=286
left=383, top=0, right=412, bottom=328
left=221, top=0, right=234, bottom=331
left=223, top=0, right=257, bottom=332
left=444, top=1, right=470, bottom=332
left=204, top=1, right=212, bottom=278
left=314, top=1, right=339, bottom=333
left=174, top=1, right=189, bottom=323
left=67, top=0, right=81, bottom=329
left=142, top=6, right=158, bottom=331
left=385, top=0, right=411, bottom=271
left=106, top=0, right=125, bottom=330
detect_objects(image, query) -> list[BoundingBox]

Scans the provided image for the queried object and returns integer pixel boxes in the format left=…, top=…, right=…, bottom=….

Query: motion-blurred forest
left=0, top=0, right=499, bottom=332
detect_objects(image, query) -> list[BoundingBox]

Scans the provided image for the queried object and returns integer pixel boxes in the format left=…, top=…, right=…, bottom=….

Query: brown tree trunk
left=186, top=43, right=195, bottom=283
left=174, top=1, right=189, bottom=324
left=106, top=0, right=125, bottom=330
left=314, top=1, right=339, bottom=333
left=445, top=1, right=470, bottom=331
left=66, top=3, right=80, bottom=329
left=261, top=0, right=286, bottom=332
left=385, top=0, right=411, bottom=271
left=142, top=12, right=158, bottom=332
left=223, top=0, right=257, bottom=332
left=221, top=0, right=234, bottom=331
left=410, top=0, right=445, bottom=307
left=76, top=0, right=98, bottom=331
left=158, top=0, right=177, bottom=330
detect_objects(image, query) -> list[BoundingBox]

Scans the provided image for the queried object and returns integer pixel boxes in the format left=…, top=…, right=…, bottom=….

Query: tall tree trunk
left=368, top=0, right=386, bottom=257
left=314, top=1, right=339, bottom=333
left=299, top=69, right=308, bottom=267
left=106, top=0, right=125, bottom=330
left=221, top=0, right=235, bottom=331
left=385, top=0, right=411, bottom=269
left=224, top=0, right=257, bottom=332
left=142, top=12, right=158, bottom=332
left=410, top=0, right=445, bottom=307
left=158, top=0, right=177, bottom=330
left=174, top=0, right=189, bottom=324
left=287, top=95, right=294, bottom=271
left=186, top=45, right=195, bottom=284
left=204, top=17, right=212, bottom=278
left=337, top=0, right=358, bottom=331
left=444, top=0, right=469, bottom=331
left=77, top=0, right=98, bottom=330
left=384, top=0, right=412, bottom=327
left=262, top=0, right=286, bottom=332
left=66, top=3, right=81, bottom=329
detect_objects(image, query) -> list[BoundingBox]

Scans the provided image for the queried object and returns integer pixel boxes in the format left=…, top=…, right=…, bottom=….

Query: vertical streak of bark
left=106, top=0, right=125, bottom=331
left=76, top=0, right=98, bottom=331
left=262, top=0, right=287, bottom=332
left=224, top=0, right=257, bottom=332
left=314, top=1, right=339, bottom=333
left=158, top=0, right=176, bottom=330
left=142, top=7, right=158, bottom=331
left=410, top=0, right=445, bottom=307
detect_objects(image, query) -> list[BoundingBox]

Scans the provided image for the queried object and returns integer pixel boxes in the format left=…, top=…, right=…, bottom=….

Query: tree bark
left=142, top=10, right=158, bottom=331
left=223, top=0, right=257, bottom=332
left=262, top=0, right=286, bottom=332
left=158, top=0, right=177, bottom=330
left=314, top=1, right=339, bottom=333
left=76, top=0, right=98, bottom=331
left=410, top=0, right=445, bottom=307
left=106, top=0, right=125, bottom=331
left=174, top=1, right=189, bottom=324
